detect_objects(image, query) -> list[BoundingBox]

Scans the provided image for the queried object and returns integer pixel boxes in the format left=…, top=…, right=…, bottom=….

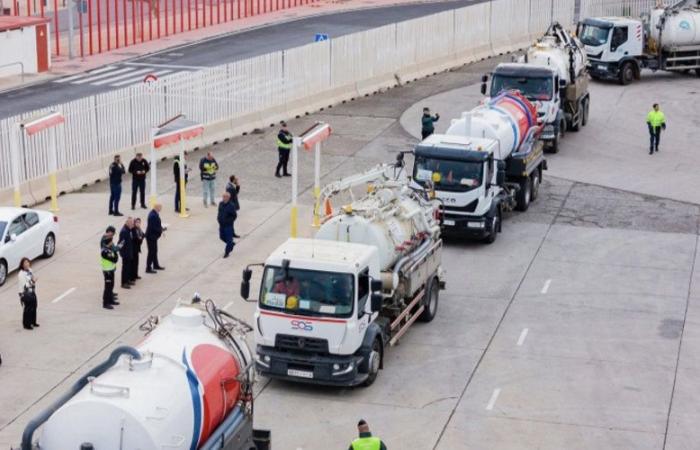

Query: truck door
left=610, top=26, right=629, bottom=57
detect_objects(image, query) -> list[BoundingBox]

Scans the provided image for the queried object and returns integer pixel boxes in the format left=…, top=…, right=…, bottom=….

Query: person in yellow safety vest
left=199, top=151, right=219, bottom=207
left=275, top=122, right=293, bottom=178
left=101, top=226, right=120, bottom=310
left=348, top=419, right=387, bottom=450
left=646, top=103, right=666, bottom=155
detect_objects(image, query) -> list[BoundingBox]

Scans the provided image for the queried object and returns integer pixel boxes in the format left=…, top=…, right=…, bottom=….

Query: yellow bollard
left=49, top=172, right=59, bottom=212
left=13, top=189, right=21, bottom=208
left=312, top=186, right=321, bottom=228
left=179, top=177, right=189, bottom=218
left=290, top=205, right=298, bottom=238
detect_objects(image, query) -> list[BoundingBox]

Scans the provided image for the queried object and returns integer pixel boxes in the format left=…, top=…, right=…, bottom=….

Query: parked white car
left=0, top=207, right=59, bottom=287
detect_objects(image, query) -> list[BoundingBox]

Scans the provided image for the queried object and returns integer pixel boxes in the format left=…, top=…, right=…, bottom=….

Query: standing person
left=421, top=107, right=440, bottom=140
left=225, top=175, right=241, bottom=238
left=199, top=152, right=219, bottom=208
left=173, top=156, right=190, bottom=213
left=108, top=155, right=126, bottom=216
left=131, top=218, right=145, bottom=281
left=101, top=226, right=120, bottom=310
left=118, top=218, right=135, bottom=289
left=275, top=122, right=293, bottom=178
left=18, top=258, right=39, bottom=330
left=145, top=204, right=166, bottom=273
left=348, top=420, right=387, bottom=450
left=128, top=152, right=150, bottom=210
left=217, top=192, right=237, bottom=258
left=646, top=103, right=666, bottom=155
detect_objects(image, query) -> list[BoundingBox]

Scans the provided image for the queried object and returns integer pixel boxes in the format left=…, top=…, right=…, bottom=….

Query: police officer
left=101, top=226, right=120, bottom=310
left=275, top=122, right=293, bottom=178
left=421, top=107, right=440, bottom=140
left=646, top=103, right=666, bottom=155
left=128, top=152, right=150, bottom=210
left=108, top=155, right=126, bottom=216
left=199, top=152, right=219, bottom=207
left=348, top=419, right=387, bottom=450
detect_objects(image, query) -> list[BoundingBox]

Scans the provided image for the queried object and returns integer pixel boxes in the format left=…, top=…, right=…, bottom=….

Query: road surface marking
left=223, top=301, right=234, bottom=311
left=111, top=70, right=173, bottom=87
left=92, top=68, right=152, bottom=86
left=541, top=278, right=551, bottom=294
left=54, top=66, right=115, bottom=83
left=125, top=62, right=205, bottom=70
left=517, top=328, right=529, bottom=346
left=51, top=287, right=76, bottom=304
left=486, top=388, right=501, bottom=411
left=72, top=67, right=137, bottom=84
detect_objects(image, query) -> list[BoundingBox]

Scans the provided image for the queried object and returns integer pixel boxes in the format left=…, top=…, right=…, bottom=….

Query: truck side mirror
left=480, top=83, right=487, bottom=96
left=371, top=279, right=382, bottom=292
left=481, top=74, right=488, bottom=83
left=370, top=293, right=383, bottom=312
left=240, top=268, right=252, bottom=300
left=496, top=170, right=506, bottom=186
left=559, top=79, right=567, bottom=88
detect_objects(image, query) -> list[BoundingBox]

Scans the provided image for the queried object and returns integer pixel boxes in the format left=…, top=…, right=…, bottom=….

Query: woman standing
left=18, top=258, right=38, bottom=330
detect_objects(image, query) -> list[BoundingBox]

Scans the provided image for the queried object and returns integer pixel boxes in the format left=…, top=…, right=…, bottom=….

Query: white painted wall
left=0, top=22, right=49, bottom=77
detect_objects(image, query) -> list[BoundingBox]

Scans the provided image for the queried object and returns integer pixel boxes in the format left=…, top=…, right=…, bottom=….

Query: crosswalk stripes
left=52, top=65, right=190, bottom=88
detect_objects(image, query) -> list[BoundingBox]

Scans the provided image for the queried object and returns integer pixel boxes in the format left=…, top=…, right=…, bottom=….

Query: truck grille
left=444, top=200, right=478, bottom=213
left=275, top=334, right=329, bottom=354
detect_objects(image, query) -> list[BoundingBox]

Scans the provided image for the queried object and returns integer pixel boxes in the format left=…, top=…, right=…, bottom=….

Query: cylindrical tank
left=446, top=91, right=538, bottom=160
left=525, top=35, right=587, bottom=84
left=39, top=306, right=251, bottom=450
left=650, top=7, right=700, bottom=48
left=315, top=185, right=440, bottom=271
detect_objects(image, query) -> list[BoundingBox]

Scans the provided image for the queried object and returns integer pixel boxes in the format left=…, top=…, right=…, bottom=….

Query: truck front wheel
left=516, top=177, right=531, bottom=212
left=362, top=339, right=382, bottom=387
left=619, top=62, right=634, bottom=85
left=484, top=209, right=500, bottom=244
left=418, top=277, right=439, bottom=322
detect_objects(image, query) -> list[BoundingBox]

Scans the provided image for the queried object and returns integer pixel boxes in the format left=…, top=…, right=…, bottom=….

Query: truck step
left=666, top=65, right=700, bottom=70
left=665, top=55, right=700, bottom=62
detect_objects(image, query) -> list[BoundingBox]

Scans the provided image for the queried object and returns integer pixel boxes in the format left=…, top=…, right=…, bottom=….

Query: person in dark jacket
left=101, top=226, right=120, bottom=309
left=131, top=217, right=145, bottom=282
left=118, top=218, right=135, bottom=289
left=225, top=175, right=241, bottom=238
left=217, top=192, right=237, bottom=258
left=108, top=155, right=126, bottom=216
left=128, top=153, right=150, bottom=210
left=173, top=156, right=190, bottom=213
left=145, top=204, right=166, bottom=273
left=275, top=122, right=293, bottom=178
left=421, top=107, right=440, bottom=140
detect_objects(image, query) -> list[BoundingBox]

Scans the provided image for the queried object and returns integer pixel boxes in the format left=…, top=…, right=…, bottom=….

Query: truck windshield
left=490, top=75, right=552, bottom=101
left=413, top=156, right=483, bottom=192
left=260, top=266, right=354, bottom=318
left=579, top=24, right=610, bottom=46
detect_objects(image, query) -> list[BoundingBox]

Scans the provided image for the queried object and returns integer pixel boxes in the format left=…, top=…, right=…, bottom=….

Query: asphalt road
left=0, top=0, right=481, bottom=119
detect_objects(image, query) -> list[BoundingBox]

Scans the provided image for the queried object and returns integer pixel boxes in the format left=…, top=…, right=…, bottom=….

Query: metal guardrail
left=0, top=61, right=25, bottom=83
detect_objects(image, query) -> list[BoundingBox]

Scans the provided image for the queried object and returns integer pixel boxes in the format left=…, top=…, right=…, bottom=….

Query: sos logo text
left=291, top=320, right=314, bottom=332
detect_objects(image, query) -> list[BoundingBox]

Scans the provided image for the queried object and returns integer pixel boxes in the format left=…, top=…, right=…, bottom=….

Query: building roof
left=0, top=16, right=50, bottom=33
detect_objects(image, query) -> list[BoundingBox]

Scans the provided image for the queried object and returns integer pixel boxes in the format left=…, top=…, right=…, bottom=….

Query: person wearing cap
left=275, top=122, right=293, bottom=178
left=348, top=420, right=387, bottom=450
left=101, top=226, right=120, bottom=310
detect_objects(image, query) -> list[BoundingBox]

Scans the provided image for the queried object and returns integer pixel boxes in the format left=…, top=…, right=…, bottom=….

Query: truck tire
left=418, top=277, right=439, bottom=322
left=530, top=169, right=540, bottom=202
left=619, top=62, right=634, bottom=85
left=549, top=129, right=561, bottom=154
left=361, top=338, right=382, bottom=387
left=484, top=209, right=500, bottom=244
left=581, top=98, right=589, bottom=127
left=516, top=177, right=531, bottom=212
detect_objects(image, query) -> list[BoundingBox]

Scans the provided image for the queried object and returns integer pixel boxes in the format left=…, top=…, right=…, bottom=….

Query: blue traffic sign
left=315, top=33, right=329, bottom=42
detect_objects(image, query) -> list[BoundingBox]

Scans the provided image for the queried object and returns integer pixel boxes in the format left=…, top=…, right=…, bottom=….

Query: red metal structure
left=8, top=0, right=319, bottom=59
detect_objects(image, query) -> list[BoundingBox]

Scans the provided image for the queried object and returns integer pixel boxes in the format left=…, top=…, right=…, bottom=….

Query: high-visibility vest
left=202, top=161, right=217, bottom=175
left=646, top=110, right=665, bottom=128
left=351, top=437, right=381, bottom=450
left=101, top=249, right=116, bottom=271
left=277, top=132, right=292, bottom=149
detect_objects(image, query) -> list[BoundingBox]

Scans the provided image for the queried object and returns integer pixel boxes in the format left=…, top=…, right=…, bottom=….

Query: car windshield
left=260, top=266, right=354, bottom=318
left=491, top=75, right=553, bottom=101
left=579, top=24, right=610, bottom=46
left=413, top=156, right=483, bottom=192
left=0, top=221, right=6, bottom=242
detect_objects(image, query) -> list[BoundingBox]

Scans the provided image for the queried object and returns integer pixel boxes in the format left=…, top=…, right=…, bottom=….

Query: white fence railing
left=0, top=0, right=658, bottom=201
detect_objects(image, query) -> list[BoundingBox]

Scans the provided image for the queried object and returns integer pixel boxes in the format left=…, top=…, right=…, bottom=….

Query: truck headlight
left=333, top=363, right=340, bottom=370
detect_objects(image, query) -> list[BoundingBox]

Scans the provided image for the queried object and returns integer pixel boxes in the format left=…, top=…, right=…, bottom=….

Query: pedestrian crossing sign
left=315, top=33, right=329, bottom=42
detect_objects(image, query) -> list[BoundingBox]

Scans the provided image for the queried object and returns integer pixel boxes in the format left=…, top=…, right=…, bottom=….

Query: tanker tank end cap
left=171, top=307, right=205, bottom=327
left=342, top=205, right=353, bottom=214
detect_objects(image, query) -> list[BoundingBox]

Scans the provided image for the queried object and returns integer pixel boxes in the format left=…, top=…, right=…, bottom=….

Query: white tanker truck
left=411, top=91, right=546, bottom=243
left=579, top=0, right=700, bottom=84
left=20, top=297, right=270, bottom=450
left=481, top=22, right=590, bottom=153
left=240, top=160, right=444, bottom=387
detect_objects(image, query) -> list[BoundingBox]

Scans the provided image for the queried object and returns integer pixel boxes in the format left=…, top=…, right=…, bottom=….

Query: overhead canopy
left=21, top=111, right=65, bottom=136
left=153, top=116, right=204, bottom=149
left=300, top=122, right=332, bottom=150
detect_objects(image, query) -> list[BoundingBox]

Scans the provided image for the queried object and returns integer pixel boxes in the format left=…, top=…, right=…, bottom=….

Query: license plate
left=287, top=369, right=313, bottom=379
left=443, top=219, right=455, bottom=226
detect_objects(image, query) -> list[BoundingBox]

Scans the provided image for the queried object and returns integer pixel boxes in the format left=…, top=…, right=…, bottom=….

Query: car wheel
left=43, top=233, right=56, bottom=258
left=418, top=277, right=439, bottom=322
left=362, top=338, right=382, bottom=387
left=0, top=260, right=7, bottom=287
left=619, top=62, right=634, bottom=85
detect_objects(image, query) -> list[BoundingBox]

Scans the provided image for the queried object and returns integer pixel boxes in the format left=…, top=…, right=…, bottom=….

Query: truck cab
left=413, top=134, right=505, bottom=242
left=483, top=64, right=564, bottom=151
left=578, top=17, right=645, bottom=83
left=249, top=238, right=384, bottom=387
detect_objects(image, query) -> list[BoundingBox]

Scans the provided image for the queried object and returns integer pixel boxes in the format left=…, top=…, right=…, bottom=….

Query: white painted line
left=517, top=328, right=529, bottom=346
left=125, top=61, right=204, bottom=70
left=540, top=279, right=552, bottom=294
left=486, top=388, right=501, bottom=411
left=92, top=68, right=151, bottom=85
left=72, top=67, right=136, bottom=84
left=110, top=70, right=173, bottom=87
left=51, top=287, right=76, bottom=304
left=223, top=301, right=234, bottom=311
left=54, top=66, right=115, bottom=83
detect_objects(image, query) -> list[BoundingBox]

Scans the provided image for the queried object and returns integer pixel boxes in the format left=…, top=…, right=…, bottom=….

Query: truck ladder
left=389, top=288, right=425, bottom=347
